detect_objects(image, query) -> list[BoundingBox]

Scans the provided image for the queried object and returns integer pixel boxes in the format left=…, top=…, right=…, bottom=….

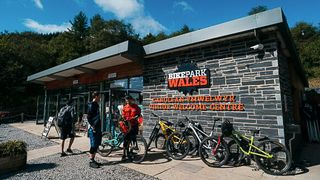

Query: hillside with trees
left=0, top=12, right=191, bottom=113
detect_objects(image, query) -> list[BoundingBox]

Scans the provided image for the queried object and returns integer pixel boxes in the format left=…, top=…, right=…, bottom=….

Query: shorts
left=60, top=126, right=75, bottom=140
left=88, top=127, right=102, bottom=149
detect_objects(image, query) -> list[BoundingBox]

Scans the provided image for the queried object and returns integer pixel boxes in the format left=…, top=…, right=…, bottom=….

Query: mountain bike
left=185, top=117, right=221, bottom=155
left=147, top=112, right=185, bottom=150
left=98, top=118, right=147, bottom=164
left=200, top=120, right=292, bottom=175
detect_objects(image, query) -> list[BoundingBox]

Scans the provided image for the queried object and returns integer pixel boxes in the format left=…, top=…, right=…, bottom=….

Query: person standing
left=121, top=95, right=141, bottom=161
left=58, top=98, right=76, bottom=157
left=87, top=91, right=102, bottom=168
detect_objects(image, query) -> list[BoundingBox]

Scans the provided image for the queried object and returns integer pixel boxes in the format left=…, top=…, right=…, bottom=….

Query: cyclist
left=121, top=95, right=141, bottom=161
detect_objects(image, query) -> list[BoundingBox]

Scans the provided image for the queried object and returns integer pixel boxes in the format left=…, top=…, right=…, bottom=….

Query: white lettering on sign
left=168, top=69, right=208, bottom=79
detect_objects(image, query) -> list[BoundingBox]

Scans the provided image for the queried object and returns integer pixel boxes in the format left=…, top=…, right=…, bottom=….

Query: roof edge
left=143, top=7, right=284, bottom=56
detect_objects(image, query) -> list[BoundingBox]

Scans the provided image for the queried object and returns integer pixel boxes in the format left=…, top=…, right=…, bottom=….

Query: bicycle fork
left=212, top=135, right=222, bottom=155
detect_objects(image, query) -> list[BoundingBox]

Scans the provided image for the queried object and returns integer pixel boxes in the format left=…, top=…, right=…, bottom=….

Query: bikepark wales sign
left=168, top=63, right=210, bottom=95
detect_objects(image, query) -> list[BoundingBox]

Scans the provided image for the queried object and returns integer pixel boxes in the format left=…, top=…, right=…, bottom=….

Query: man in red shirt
left=121, top=95, right=141, bottom=161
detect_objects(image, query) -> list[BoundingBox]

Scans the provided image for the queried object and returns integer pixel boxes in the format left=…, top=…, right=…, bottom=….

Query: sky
left=0, top=0, right=319, bottom=37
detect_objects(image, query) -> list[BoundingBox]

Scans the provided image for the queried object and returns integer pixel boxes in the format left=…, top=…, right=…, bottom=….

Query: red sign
left=168, top=63, right=210, bottom=94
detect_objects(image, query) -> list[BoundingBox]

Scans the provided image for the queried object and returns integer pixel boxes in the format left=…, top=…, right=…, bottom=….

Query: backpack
left=57, top=105, right=72, bottom=127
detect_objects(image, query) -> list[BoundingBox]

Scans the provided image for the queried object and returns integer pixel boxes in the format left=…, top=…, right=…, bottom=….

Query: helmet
left=221, top=120, right=233, bottom=137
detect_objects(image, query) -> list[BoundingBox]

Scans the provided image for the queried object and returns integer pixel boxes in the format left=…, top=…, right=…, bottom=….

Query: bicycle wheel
left=254, top=140, right=292, bottom=175
left=129, top=135, right=147, bottom=164
left=199, top=136, right=229, bottom=167
left=155, top=133, right=166, bottom=150
left=227, top=140, right=244, bottom=166
left=147, top=126, right=160, bottom=149
left=166, top=132, right=190, bottom=160
left=187, top=131, right=199, bottom=155
left=98, top=132, right=113, bottom=157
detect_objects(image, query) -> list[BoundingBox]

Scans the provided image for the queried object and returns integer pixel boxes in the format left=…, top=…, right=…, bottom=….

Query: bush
left=0, top=140, right=27, bottom=157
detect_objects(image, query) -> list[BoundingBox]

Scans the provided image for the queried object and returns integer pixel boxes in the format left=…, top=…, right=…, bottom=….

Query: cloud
left=94, top=0, right=142, bottom=19
left=131, top=16, right=166, bottom=35
left=24, top=19, right=71, bottom=34
left=94, top=0, right=166, bottom=36
left=174, top=1, right=194, bottom=12
left=33, top=0, right=43, bottom=9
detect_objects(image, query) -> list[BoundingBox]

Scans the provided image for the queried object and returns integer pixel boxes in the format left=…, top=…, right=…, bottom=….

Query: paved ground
left=2, top=122, right=320, bottom=180
left=0, top=151, right=157, bottom=180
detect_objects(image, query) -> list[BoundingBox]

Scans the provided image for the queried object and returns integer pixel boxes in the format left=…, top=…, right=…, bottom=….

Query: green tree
left=291, top=22, right=320, bottom=78
left=248, top=5, right=268, bottom=15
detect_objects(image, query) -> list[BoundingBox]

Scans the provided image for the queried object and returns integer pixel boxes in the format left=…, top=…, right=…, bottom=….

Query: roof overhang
left=27, top=40, right=144, bottom=83
left=143, top=8, right=285, bottom=57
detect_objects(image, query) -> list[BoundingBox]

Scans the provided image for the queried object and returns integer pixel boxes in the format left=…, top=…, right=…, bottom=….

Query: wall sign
left=73, top=79, right=79, bottom=85
left=149, top=95, right=245, bottom=111
left=107, top=72, right=117, bottom=79
left=168, top=63, right=210, bottom=95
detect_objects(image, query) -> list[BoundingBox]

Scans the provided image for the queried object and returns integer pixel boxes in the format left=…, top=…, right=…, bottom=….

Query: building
left=27, top=8, right=310, bottom=153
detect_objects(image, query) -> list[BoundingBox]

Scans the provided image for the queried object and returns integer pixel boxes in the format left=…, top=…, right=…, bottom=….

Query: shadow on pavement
left=0, top=163, right=57, bottom=179
left=141, top=150, right=172, bottom=165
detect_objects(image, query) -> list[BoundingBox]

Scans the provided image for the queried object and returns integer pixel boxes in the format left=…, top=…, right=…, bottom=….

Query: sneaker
left=121, top=155, right=128, bottom=161
left=61, top=152, right=67, bottom=157
left=66, top=149, right=73, bottom=154
left=89, top=161, right=100, bottom=168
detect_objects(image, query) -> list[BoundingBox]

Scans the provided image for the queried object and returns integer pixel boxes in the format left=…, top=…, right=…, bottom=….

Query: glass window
left=110, top=79, right=128, bottom=89
left=129, top=76, right=143, bottom=90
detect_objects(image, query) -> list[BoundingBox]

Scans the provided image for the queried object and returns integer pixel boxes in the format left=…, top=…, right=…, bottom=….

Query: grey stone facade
left=142, top=33, right=287, bottom=143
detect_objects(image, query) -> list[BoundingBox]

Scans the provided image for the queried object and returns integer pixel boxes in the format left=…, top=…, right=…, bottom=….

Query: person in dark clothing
left=87, top=91, right=102, bottom=168
left=59, top=98, right=76, bottom=157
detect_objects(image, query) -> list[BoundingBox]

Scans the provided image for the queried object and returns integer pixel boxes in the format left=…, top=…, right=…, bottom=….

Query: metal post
left=100, top=82, right=104, bottom=131
left=43, top=89, right=47, bottom=126
left=36, top=96, right=39, bottom=124
left=21, top=113, right=24, bottom=123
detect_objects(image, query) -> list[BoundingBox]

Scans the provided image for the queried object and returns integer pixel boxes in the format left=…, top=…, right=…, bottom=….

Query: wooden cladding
left=45, top=62, right=142, bottom=90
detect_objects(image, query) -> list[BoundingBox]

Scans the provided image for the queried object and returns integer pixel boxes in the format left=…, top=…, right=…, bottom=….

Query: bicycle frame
left=188, top=123, right=213, bottom=143
left=159, top=120, right=176, bottom=139
left=103, top=130, right=124, bottom=147
left=230, top=131, right=273, bottom=159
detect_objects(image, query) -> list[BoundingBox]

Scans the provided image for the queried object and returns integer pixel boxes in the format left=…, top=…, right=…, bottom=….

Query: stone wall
left=142, top=34, right=286, bottom=143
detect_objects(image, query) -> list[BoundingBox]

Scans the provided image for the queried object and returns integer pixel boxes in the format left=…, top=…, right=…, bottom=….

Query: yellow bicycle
left=147, top=113, right=181, bottom=149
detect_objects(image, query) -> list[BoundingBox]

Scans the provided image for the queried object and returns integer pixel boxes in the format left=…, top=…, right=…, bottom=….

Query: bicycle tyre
left=187, top=130, right=199, bottom=155
left=155, top=133, right=166, bottom=150
left=166, top=132, right=190, bottom=160
left=129, top=135, right=147, bottom=164
left=254, top=140, right=292, bottom=175
left=147, top=126, right=160, bottom=149
left=97, top=132, right=113, bottom=157
left=199, top=136, right=229, bottom=167
left=227, top=139, right=244, bottom=166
